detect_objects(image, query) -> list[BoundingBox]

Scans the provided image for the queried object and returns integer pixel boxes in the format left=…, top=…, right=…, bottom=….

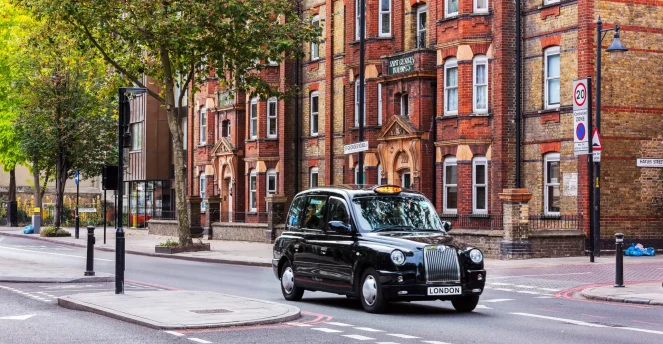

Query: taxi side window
left=328, top=197, right=350, bottom=225
left=286, top=196, right=306, bottom=231
left=302, top=196, right=327, bottom=230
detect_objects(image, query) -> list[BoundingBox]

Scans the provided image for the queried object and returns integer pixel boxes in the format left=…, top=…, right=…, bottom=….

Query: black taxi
left=272, top=185, right=486, bottom=313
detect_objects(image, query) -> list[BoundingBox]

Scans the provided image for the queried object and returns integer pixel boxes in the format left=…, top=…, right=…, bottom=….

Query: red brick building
left=188, top=0, right=663, bottom=256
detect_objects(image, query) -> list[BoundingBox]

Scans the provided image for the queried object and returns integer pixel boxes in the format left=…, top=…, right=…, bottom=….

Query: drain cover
left=190, top=309, right=232, bottom=314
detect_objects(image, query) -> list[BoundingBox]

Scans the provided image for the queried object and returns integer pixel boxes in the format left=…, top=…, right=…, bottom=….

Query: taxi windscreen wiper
left=372, top=225, right=416, bottom=232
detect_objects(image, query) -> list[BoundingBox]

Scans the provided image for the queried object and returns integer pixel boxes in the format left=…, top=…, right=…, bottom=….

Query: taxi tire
left=280, top=262, right=304, bottom=301
left=359, top=268, right=387, bottom=313
left=451, top=295, right=479, bottom=312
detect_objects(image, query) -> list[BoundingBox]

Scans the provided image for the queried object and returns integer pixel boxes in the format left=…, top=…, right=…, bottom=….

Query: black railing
left=438, top=214, right=503, bottom=230
left=529, top=215, right=581, bottom=230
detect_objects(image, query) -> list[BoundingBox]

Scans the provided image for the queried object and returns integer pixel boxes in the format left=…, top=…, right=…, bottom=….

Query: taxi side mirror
left=328, top=221, right=352, bottom=234
left=443, top=221, right=452, bottom=232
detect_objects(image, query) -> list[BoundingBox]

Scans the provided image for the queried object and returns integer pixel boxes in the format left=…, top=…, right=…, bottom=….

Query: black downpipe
left=515, top=0, right=522, bottom=188
left=430, top=82, right=437, bottom=207
left=294, top=1, right=302, bottom=193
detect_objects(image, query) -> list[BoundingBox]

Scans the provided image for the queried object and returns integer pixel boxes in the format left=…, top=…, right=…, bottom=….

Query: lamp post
left=115, top=87, right=146, bottom=294
left=593, top=18, right=628, bottom=257
left=357, top=0, right=365, bottom=184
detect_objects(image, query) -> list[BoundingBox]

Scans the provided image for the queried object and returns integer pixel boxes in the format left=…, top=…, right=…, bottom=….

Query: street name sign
left=388, top=53, right=415, bottom=75
left=637, top=158, right=663, bottom=167
left=344, top=141, right=369, bottom=155
left=573, top=79, right=590, bottom=156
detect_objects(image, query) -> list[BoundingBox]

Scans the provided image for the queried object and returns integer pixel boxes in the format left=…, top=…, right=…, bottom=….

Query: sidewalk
left=581, top=282, right=663, bottom=306
left=0, top=257, right=113, bottom=283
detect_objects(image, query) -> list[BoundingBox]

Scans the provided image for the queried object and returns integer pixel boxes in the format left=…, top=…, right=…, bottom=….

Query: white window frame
left=544, top=153, right=561, bottom=216
left=310, top=91, right=319, bottom=136
left=544, top=0, right=560, bottom=5
left=131, top=122, right=142, bottom=151
left=200, top=173, right=206, bottom=211
left=267, top=97, right=278, bottom=138
left=199, top=107, right=207, bottom=144
left=445, top=0, right=459, bottom=18
left=472, top=157, right=488, bottom=214
left=379, top=0, right=391, bottom=37
left=444, top=58, right=458, bottom=116
left=544, top=46, right=561, bottom=109
left=354, top=165, right=366, bottom=184
left=416, top=6, right=427, bottom=48
left=474, top=0, right=489, bottom=14
left=443, top=157, right=458, bottom=213
left=249, top=97, right=258, bottom=139
left=311, top=15, right=320, bottom=60
left=267, top=169, right=277, bottom=195
left=310, top=167, right=319, bottom=188
left=355, top=0, right=365, bottom=41
left=401, top=93, right=409, bottom=117
left=377, top=163, right=383, bottom=185
left=354, top=81, right=365, bottom=127
left=473, top=55, right=489, bottom=114
left=377, top=83, right=383, bottom=125
left=249, top=169, right=257, bottom=212
left=401, top=170, right=411, bottom=188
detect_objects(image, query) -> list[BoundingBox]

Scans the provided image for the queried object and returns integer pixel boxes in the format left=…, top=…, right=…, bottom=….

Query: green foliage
left=40, top=226, right=71, bottom=237
left=159, top=239, right=179, bottom=247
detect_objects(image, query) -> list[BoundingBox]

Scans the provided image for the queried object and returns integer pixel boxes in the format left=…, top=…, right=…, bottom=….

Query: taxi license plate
left=427, top=286, right=461, bottom=296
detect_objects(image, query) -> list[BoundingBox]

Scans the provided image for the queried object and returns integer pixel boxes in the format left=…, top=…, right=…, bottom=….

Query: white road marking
left=0, top=245, right=113, bottom=261
left=342, top=334, right=374, bottom=340
left=511, top=313, right=607, bottom=328
left=326, top=322, right=354, bottom=327
left=539, top=288, right=562, bottom=292
left=620, top=327, right=663, bottom=335
left=490, top=272, right=592, bottom=279
left=188, top=338, right=212, bottom=344
left=353, top=327, right=383, bottom=332
left=311, top=328, right=343, bottom=333
left=482, top=299, right=514, bottom=303
left=286, top=322, right=312, bottom=327
left=0, top=315, right=35, bottom=320
left=388, top=334, right=420, bottom=339
left=488, top=282, right=512, bottom=286
left=492, top=288, right=514, bottom=292
left=514, top=285, right=536, bottom=289
left=535, top=296, right=554, bottom=299
left=516, top=291, right=541, bottom=295
left=422, top=341, right=454, bottom=344
left=475, top=305, right=493, bottom=310
left=164, top=331, right=184, bottom=337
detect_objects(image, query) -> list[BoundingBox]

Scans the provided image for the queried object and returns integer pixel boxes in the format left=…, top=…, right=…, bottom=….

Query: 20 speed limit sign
left=573, top=79, right=590, bottom=155
left=574, top=82, right=587, bottom=108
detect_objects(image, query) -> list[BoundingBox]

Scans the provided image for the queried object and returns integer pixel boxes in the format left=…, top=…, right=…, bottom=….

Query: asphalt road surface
left=1, top=235, right=661, bottom=344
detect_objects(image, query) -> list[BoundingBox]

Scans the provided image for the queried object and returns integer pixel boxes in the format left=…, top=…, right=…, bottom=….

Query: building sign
left=388, top=53, right=415, bottom=75
left=637, top=158, right=663, bottom=167
left=344, top=141, right=369, bottom=155
left=78, top=208, right=97, bottom=213
left=573, top=79, right=590, bottom=156
left=563, top=173, right=578, bottom=197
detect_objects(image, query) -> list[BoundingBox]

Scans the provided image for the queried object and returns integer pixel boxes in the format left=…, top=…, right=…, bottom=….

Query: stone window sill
left=349, top=37, right=394, bottom=45
left=469, top=213, right=490, bottom=218
left=438, top=213, right=458, bottom=218
left=538, top=107, right=560, bottom=114
left=470, top=112, right=491, bottom=117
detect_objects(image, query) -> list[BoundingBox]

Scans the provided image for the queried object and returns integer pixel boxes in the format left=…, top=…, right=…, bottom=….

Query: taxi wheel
left=280, top=262, right=304, bottom=301
left=359, top=268, right=387, bottom=313
left=451, top=295, right=479, bottom=312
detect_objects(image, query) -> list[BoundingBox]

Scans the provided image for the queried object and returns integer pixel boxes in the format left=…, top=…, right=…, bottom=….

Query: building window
left=377, top=163, right=383, bottom=185
left=267, top=169, right=277, bottom=195
left=131, top=122, right=142, bottom=151
left=199, top=107, right=207, bottom=144
left=544, top=153, right=561, bottom=215
left=222, top=120, right=230, bottom=138
left=311, top=15, right=320, bottom=60
left=355, top=0, right=365, bottom=40
left=472, top=157, right=488, bottom=214
left=310, top=91, right=319, bottom=136
left=379, top=0, right=391, bottom=37
left=401, top=170, right=411, bottom=188
left=267, top=97, right=278, bottom=138
left=401, top=93, right=409, bottom=117
left=474, top=0, right=488, bottom=13
left=443, top=157, right=458, bottom=213
left=445, top=0, right=458, bottom=18
left=200, top=174, right=206, bottom=211
left=416, top=7, right=427, bottom=48
left=354, top=165, right=366, bottom=184
left=249, top=98, right=258, bottom=139
left=377, top=83, right=383, bottom=125
left=310, top=167, right=319, bottom=188
left=182, top=118, right=187, bottom=149
left=473, top=55, right=489, bottom=114
left=249, top=169, right=257, bottom=212
left=444, top=58, right=458, bottom=115
left=354, top=81, right=365, bottom=127
left=545, top=46, right=561, bottom=109
left=544, top=0, right=560, bottom=5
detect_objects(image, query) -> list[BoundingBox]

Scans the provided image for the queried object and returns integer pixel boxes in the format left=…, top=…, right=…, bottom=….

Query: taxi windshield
left=351, top=195, right=445, bottom=233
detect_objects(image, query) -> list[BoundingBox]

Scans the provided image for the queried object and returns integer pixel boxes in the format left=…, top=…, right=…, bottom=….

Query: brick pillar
left=188, top=196, right=203, bottom=238
left=499, top=189, right=532, bottom=259
left=205, top=195, right=220, bottom=239
left=266, top=194, right=287, bottom=243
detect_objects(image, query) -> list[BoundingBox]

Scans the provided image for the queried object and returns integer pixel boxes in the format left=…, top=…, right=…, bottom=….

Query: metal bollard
left=84, top=226, right=96, bottom=276
left=115, top=228, right=125, bottom=294
left=614, top=233, right=624, bottom=287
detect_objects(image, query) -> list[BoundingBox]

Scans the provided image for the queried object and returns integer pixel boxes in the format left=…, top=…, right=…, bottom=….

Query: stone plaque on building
left=563, top=173, right=578, bottom=197
left=388, top=53, right=415, bottom=75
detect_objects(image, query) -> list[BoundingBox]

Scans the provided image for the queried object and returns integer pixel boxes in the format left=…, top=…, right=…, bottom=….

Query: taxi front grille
left=424, top=246, right=461, bottom=283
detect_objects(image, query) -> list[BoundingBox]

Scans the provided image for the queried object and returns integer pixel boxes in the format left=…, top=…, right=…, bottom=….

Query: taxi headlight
left=390, top=250, right=406, bottom=266
left=469, top=249, right=483, bottom=263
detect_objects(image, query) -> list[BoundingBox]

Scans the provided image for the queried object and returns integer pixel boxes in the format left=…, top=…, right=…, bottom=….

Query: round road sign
left=574, top=82, right=587, bottom=107
left=576, top=123, right=586, bottom=140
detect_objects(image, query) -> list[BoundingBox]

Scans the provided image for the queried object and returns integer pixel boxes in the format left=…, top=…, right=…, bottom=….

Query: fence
left=528, top=215, right=581, bottom=230
left=439, top=214, right=504, bottom=231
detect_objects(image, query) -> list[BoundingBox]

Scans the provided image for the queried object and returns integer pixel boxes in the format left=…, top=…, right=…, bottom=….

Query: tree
left=22, top=0, right=320, bottom=244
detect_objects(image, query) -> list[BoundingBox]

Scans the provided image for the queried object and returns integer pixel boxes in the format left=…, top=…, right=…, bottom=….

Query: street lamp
left=116, top=87, right=146, bottom=294
left=592, top=18, right=627, bottom=257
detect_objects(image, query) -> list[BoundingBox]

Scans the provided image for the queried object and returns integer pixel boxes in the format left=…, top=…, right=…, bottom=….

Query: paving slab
left=57, top=290, right=300, bottom=329
left=0, top=257, right=113, bottom=283
left=581, top=282, right=663, bottom=305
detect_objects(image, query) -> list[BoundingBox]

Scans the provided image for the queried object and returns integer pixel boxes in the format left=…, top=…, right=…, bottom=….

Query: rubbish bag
left=624, top=243, right=656, bottom=256
left=23, top=224, right=34, bottom=234
left=625, top=243, right=642, bottom=256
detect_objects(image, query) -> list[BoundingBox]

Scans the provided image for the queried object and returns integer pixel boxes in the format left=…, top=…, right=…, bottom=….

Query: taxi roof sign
left=373, top=185, right=402, bottom=194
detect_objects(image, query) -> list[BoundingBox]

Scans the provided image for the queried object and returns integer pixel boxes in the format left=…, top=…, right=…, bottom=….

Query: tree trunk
left=8, top=168, right=16, bottom=202
left=40, top=169, right=50, bottom=204
left=53, top=151, right=67, bottom=228
left=32, top=160, right=42, bottom=209
left=160, top=46, right=192, bottom=246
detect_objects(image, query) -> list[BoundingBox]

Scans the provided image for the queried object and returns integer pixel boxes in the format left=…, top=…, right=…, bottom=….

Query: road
left=0, top=235, right=662, bottom=344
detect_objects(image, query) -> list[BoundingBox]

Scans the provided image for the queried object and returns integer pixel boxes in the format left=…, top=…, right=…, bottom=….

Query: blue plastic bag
left=624, top=243, right=656, bottom=256
left=23, top=224, right=34, bottom=234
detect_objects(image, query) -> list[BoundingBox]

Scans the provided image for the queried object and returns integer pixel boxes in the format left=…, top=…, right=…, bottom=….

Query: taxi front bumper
left=378, top=269, right=486, bottom=301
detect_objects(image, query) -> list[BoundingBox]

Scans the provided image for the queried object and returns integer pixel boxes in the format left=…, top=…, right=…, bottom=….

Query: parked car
left=272, top=185, right=486, bottom=313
